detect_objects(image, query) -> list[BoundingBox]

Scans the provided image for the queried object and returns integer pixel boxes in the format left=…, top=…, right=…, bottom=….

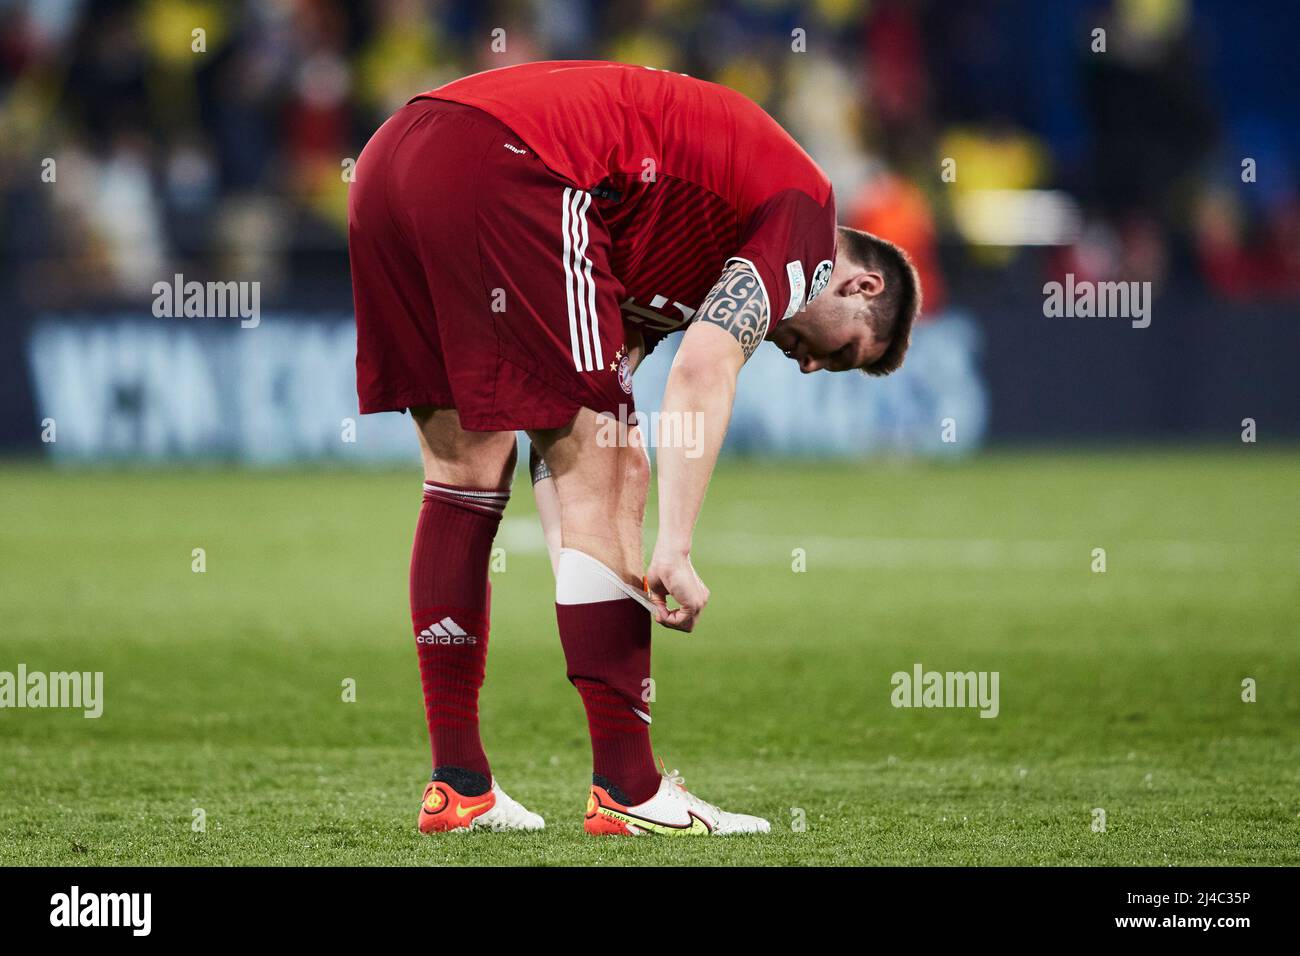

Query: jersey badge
left=807, top=259, right=834, bottom=304
left=612, top=346, right=634, bottom=394
left=783, top=260, right=807, bottom=320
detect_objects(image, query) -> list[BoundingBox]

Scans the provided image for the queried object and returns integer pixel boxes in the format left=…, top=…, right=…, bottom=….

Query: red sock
left=410, top=479, right=507, bottom=787
left=555, top=549, right=660, bottom=805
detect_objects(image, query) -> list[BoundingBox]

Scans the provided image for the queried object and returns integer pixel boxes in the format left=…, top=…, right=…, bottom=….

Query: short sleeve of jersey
left=727, top=188, right=837, bottom=332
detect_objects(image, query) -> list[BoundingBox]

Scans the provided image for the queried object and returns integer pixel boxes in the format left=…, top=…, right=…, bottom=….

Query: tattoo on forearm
left=696, top=261, right=770, bottom=360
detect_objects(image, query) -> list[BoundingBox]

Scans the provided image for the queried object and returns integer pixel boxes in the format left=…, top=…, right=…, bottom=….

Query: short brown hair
left=836, top=226, right=922, bottom=376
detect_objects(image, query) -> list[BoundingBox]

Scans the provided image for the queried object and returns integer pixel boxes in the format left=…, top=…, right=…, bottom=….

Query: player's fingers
left=659, top=601, right=697, bottom=630
left=644, top=573, right=671, bottom=623
left=682, top=583, right=707, bottom=616
left=672, top=594, right=703, bottom=630
left=659, top=608, right=695, bottom=632
left=645, top=582, right=669, bottom=608
left=646, top=568, right=669, bottom=595
left=649, top=599, right=671, bottom=626
left=683, top=573, right=709, bottom=615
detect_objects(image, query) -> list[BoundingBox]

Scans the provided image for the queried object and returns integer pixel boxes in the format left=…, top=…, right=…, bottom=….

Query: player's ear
left=841, top=268, right=883, bottom=299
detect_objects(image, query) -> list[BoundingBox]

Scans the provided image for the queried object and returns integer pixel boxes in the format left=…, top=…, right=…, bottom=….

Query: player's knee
left=416, top=414, right=517, bottom=489
left=459, top=434, right=516, bottom=488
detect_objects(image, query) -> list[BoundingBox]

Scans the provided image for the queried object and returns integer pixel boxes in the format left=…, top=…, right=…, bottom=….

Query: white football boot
left=418, top=778, right=544, bottom=833
left=584, top=766, right=770, bottom=836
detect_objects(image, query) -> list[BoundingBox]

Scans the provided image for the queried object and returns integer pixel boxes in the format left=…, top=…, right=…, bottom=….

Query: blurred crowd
left=1, top=0, right=1296, bottom=310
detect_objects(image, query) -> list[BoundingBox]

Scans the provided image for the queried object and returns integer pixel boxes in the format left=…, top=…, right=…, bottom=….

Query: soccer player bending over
left=348, top=61, right=920, bottom=836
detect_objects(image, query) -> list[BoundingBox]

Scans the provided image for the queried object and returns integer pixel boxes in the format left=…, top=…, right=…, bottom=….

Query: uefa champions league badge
left=613, top=346, right=634, bottom=394
left=806, top=259, right=834, bottom=303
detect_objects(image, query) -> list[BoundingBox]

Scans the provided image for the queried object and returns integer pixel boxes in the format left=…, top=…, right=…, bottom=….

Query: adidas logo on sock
left=417, top=617, right=479, bottom=646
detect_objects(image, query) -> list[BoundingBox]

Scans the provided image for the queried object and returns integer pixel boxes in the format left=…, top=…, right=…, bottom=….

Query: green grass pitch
left=1, top=450, right=1298, bottom=866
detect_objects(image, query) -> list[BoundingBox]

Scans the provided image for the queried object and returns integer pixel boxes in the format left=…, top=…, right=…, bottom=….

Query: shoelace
left=658, top=760, right=723, bottom=819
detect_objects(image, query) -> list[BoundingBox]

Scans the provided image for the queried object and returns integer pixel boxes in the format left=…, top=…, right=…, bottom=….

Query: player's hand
left=645, top=549, right=709, bottom=632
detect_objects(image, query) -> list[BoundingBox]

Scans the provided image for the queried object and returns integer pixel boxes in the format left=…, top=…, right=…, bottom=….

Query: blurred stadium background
left=2, top=1, right=1299, bottom=866
left=2, top=0, right=1298, bottom=460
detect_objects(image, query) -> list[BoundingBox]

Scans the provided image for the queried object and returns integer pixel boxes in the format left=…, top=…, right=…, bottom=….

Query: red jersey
left=417, top=61, right=837, bottom=352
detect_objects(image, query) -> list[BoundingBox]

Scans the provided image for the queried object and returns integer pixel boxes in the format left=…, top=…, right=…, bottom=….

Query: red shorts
left=349, top=98, right=634, bottom=430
